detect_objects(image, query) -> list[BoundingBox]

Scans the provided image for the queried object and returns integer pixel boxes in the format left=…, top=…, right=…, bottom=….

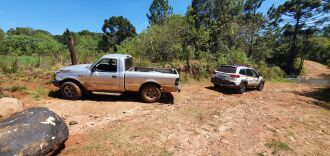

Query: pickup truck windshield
left=125, top=57, right=133, bottom=70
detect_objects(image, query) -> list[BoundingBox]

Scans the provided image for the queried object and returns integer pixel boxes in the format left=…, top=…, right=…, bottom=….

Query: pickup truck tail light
left=175, top=78, right=180, bottom=86
left=230, top=74, right=240, bottom=78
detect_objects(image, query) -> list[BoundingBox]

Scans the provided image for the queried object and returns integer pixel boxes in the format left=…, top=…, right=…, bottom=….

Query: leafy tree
left=191, top=0, right=213, bottom=28
left=323, top=25, right=330, bottom=37
left=147, top=0, right=173, bottom=25
left=0, top=29, right=4, bottom=41
left=274, top=0, right=330, bottom=73
left=101, top=16, right=136, bottom=52
left=118, top=15, right=185, bottom=62
left=209, top=0, right=244, bottom=51
left=63, top=29, right=78, bottom=65
left=307, top=36, right=330, bottom=66
left=7, top=27, right=34, bottom=36
left=243, top=0, right=265, bottom=58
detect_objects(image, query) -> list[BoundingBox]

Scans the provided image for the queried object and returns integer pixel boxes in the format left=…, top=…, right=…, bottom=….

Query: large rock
left=0, top=97, right=23, bottom=119
left=0, top=107, right=69, bottom=156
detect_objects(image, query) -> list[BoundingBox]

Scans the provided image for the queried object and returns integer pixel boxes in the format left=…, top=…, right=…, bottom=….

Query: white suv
left=211, top=65, right=265, bottom=94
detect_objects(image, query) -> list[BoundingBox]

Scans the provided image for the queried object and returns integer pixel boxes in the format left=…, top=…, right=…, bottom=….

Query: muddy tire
left=237, top=82, right=247, bottom=94
left=140, top=84, right=161, bottom=103
left=257, top=81, right=265, bottom=91
left=60, top=82, right=82, bottom=100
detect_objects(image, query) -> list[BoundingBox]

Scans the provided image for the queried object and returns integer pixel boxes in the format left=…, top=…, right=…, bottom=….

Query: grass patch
left=265, top=140, right=290, bottom=154
left=256, top=153, right=265, bottom=156
left=30, top=86, right=47, bottom=99
left=267, top=128, right=277, bottom=133
left=6, top=85, right=27, bottom=92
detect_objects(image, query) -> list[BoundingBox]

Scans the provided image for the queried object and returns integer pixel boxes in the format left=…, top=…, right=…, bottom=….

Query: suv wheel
left=60, top=82, right=82, bottom=100
left=257, top=81, right=265, bottom=91
left=237, top=83, right=247, bottom=94
left=141, top=84, right=161, bottom=103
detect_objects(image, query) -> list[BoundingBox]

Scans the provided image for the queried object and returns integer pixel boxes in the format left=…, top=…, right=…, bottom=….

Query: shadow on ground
left=293, top=87, right=330, bottom=110
left=205, top=86, right=255, bottom=94
left=48, top=90, right=174, bottom=104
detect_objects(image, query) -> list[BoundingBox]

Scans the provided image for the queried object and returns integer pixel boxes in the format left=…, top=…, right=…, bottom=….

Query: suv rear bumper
left=211, top=78, right=238, bottom=88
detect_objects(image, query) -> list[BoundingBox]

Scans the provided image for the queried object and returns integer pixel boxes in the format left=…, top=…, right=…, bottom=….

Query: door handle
left=112, top=75, right=117, bottom=78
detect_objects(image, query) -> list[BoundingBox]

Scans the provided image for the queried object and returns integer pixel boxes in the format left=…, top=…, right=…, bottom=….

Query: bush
left=0, top=57, right=19, bottom=74
left=256, top=63, right=285, bottom=81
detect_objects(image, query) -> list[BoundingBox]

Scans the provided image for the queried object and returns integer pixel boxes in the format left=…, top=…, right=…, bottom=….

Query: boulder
left=0, top=107, right=69, bottom=156
left=0, top=97, right=23, bottom=119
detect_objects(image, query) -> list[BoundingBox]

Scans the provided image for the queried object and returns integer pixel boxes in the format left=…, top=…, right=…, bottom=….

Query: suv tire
left=237, top=82, right=247, bottom=94
left=141, top=84, right=161, bottom=103
left=60, top=82, right=82, bottom=100
left=257, top=81, right=265, bottom=91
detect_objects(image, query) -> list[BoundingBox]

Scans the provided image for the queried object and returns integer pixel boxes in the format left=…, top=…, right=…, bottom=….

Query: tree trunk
left=69, top=37, right=78, bottom=65
left=288, top=12, right=301, bottom=73
left=248, top=32, right=254, bottom=58
left=299, top=32, right=310, bottom=74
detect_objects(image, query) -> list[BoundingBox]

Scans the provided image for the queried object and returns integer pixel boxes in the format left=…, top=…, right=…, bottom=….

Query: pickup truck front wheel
left=141, top=84, right=161, bottom=103
left=60, top=82, right=82, bottom=100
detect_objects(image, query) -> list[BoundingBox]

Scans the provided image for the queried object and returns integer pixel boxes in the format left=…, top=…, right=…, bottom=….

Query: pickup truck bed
left=129, top=67, right=178, bottom=74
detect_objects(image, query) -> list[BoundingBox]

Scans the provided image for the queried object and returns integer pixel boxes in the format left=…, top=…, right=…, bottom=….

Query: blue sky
left=0, top=0, right=286, bottom=35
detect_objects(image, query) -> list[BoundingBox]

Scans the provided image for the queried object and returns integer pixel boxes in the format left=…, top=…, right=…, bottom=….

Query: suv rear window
left=216, top=66, right=237, bottom=73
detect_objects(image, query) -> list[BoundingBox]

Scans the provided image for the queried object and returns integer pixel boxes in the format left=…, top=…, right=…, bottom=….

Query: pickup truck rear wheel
left=141, top=84, right=161, bottom=103
left=60, top=82, right=82, bottom=100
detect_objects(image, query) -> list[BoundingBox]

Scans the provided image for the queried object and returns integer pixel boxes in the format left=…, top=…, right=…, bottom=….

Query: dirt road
left=1, top=61, right=329, bottom=155
left=15, top=81, right=327, bottom=156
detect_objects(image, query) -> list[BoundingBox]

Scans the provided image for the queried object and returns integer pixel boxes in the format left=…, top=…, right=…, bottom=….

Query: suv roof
left=222, top=64, right=250, bottom=68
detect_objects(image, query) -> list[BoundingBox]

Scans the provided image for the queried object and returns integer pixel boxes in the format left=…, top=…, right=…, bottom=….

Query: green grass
left=265, top=140, right=290, bottom=154
left=256, top=153, right=265, bottom=156
left=30, top=86, right=47, bottom=99
left=6, top=85, right=27, bottom=92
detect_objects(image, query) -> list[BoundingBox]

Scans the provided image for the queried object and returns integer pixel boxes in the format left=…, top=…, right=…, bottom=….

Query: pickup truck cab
left=52, top=54, right=180, bottom=103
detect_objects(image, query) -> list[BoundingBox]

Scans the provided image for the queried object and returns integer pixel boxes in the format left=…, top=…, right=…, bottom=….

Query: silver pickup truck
left=52, top=54, right=180, bottom=103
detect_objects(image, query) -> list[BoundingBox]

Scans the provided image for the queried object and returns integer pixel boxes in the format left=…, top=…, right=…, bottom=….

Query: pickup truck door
left=87, top=58, right=121, bottom=92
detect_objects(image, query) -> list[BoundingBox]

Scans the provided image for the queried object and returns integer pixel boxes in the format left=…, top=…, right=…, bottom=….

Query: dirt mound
left=304, top=60, right=330, bottom=79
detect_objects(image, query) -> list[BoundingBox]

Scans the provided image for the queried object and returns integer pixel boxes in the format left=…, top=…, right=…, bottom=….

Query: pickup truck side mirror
left=91, top=66, right=96, bottom=72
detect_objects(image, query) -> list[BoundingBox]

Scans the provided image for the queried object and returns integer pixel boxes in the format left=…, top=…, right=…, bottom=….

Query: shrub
left=256, top=63, right=285, bottom=81
left=0, top=57, right=19, bottom=74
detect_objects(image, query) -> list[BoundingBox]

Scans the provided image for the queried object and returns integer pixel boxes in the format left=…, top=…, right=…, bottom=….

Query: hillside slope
left=304, top=60, right=330, bottom=79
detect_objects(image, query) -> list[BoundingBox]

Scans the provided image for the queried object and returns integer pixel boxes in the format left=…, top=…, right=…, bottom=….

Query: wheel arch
left=241, top=80, right=248, bottom=85
left=139, top=82, right=161, bottom=92
left=60, top=78, right=85, bottom=91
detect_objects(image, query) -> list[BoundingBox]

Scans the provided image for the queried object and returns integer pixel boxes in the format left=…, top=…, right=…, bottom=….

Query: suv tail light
left=230, top=74, right=240, bottom=78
